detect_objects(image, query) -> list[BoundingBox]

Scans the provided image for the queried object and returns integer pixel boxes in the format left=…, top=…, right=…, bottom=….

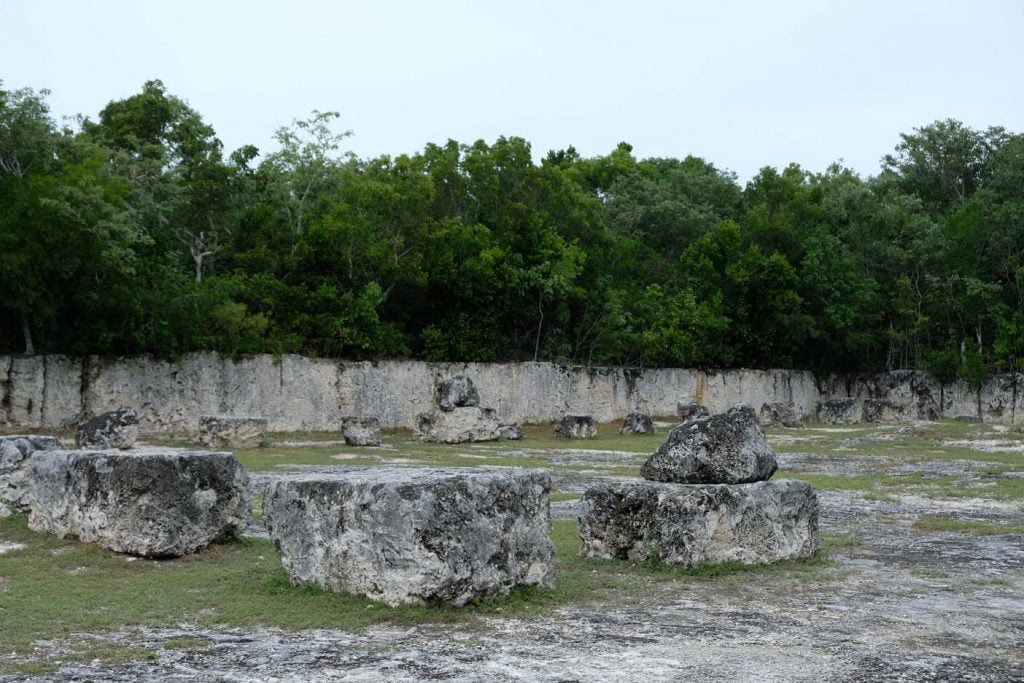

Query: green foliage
left=1, top=80, right=1022, bottom=377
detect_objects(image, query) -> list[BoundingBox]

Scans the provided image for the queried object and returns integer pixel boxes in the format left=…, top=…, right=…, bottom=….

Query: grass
left=0, top=515, right=833, bottom=673
left=913, top=515, right=1024, bottom=536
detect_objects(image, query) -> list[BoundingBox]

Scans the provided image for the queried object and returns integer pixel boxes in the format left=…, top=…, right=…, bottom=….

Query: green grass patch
left=913, top=515, right=1024, bottom=536
left=0, top=514, right=835, bottom=671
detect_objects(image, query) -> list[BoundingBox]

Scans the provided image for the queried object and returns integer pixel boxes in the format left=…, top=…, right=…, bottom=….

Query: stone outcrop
left=579, top=479, right=819, bottom=566
left=341, top=417, right=381, bottom=446
left=263, top=467, right=555, bottom=606
left=75, top=408, right=138, bottom=449
left=817, top=398, right=861, bottom=424
left=437, top=375, right=481, bottom=411
left=641, top=405, right=777, bottom=484
left=416, top=407, right=502, bottom=443
left=27, top=448, right=249, bottom=557
left=554, top=414, right=597, bottom=439
left=677, top=400, right=710, bottom=423
left=0, top=435, right=63, bottom=516
left=620, top=412, right=656, bottom=435
left=499, top=424, right=525, bottom=440
left=198, top=416, right=267, bottom=448
left=759, top=402, right=803, bottom=428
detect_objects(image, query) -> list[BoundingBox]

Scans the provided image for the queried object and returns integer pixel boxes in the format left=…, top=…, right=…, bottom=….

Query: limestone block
left=619, top=412, right=656, bottom=435
left=0, top=435, right=63, bottom=516
left=416, top=407, right=501, bottom=443
left=641, top=405, right=776, bottom=484
left=817, top=398, right=862, bottom=424
left=341, top=417, right=381, bottom=446
left=579, top=479, right=819, bottom=566
left=263, top=467, right=556, bottom=606
left=27, top=448, right=249, bottom=557
left=759, top=402, right=803, bottom=428
left=676, top=400, right=710, bottom=423
left=437, top=375, right=481, bottom=411
left=499, top=424, right=525, bottom=440
left=76, top=408, right=139, bottom=449
left=554, top=414, right=597, bottom=439
left=198, top=416, right=267, bottom=448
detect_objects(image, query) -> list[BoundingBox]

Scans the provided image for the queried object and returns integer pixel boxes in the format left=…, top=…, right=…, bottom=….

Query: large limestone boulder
left=759, top=402, right=804, bottom=428
left=0, top=435, right=63, bottom=516
left=416, top=407, right=502, bottom=443
left=341, top=417, right=381, bottom=446
left=27, top=448, right=249, bottom=557
left=554, top=414, right=597, bottom=439
left=437, top=375, right=481, bottom=411
left=75, top=408, right=138, bottom=449
left=677, top=400, right=710, bottom=423
left=198, top=416, right=267, bottom=448
left=620, top=412, right=656, bottom=435
left=641, top=405, right=777, bottom=484
left=263, top=467, right=555, bottom=606
left=579, top=479, right=819, bottom=566
left=817, top=398, right=861, bottom=424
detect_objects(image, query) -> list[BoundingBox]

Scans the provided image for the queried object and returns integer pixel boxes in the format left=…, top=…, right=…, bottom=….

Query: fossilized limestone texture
left=262, top=467, right=555, bottom=606
left=198, top=416, right=267, bottom=448
left=27, top=448, right=249, bottom=557
left=75, top=408, right=138, bottom=449
left=416, top=406, right=502, bottom=443
left=676, top=400, right=710, bottom=423
left=579, top=479, right=819, bottom=566
left=641, top=405, right=777, bottom=484
left=437, top=375, right=481, bottom=411
left=817, top=398, right=862, bottom=424
left=759, top=402, right=804, bottom=427
left=554, top=414, right=597, bottom=438
left=0, top=434, right=63, bottom=516
left=620, top=412, right=656, bottom=435
left=341, top=416, right=381, bottom=446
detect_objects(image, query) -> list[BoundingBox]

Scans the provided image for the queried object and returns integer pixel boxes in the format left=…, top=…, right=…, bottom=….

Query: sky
left=2, top=0, right=1022, bottom=182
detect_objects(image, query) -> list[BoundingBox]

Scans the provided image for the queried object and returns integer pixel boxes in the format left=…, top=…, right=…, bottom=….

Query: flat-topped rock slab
left=198, top=416, right=267, bottom=448
left=554, top=414, right=597, bottom=439
left=27, top=448, right=249, bottom=557
left=0, top=435, right=63, bottom=516
left=341, top=416, right=381, bottom=446
left=416, top=407, right=502, bottom=443
left=579, top=479, right=819, bottom=566
left=263, top=467, right=555, bottom=606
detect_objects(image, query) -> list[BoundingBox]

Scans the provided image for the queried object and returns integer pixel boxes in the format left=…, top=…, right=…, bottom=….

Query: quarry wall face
left=0, top=353, right=1018, bottom=435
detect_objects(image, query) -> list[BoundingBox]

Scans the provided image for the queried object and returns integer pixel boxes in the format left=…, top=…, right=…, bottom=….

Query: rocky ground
left=2, top=423, right=1023, bottom=682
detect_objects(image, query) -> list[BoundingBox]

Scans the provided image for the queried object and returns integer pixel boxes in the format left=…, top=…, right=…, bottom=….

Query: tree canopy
left=2, top=81, right=1022, bottom=383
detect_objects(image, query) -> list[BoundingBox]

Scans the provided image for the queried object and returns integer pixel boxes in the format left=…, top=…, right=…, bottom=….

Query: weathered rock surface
left=641, top=405, right=777, bottom=484
left=198, top=416, right=267, bottom=448
left=620, top=412, right=656, bottom=435
left=0, top=434, right=63, bottom=516
left=579, top=479, right=819, bottom=566
left=862, top=398, right=907, bottom=422
left=416, top=407, right=502, bottom=443
left=677, top=400, right=710, bottom=423
left=437, top=375, right=481, bottom=411
left=262, top=467, right=555, bottom=606
left=759, top=402, right=803, bottom=428
left=817, top=398, right=861, bottom=424
left=75, top=408, right=139, bottom=449
left=341, top=416, right=381, bottom=446
left=27, top=448, right=249, bottom=557
left=554, top=414, right=597, bottom=439
left=499, top=424, right=525, bottom=440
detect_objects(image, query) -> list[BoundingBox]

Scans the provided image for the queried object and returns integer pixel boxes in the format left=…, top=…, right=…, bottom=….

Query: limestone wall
left=1, top=353, right=1020, bottom=435
left=0, top=354, right=820, bottom=435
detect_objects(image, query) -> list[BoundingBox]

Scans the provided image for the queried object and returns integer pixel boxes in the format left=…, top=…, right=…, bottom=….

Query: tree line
left=1, top=80, right=1022, bottom=384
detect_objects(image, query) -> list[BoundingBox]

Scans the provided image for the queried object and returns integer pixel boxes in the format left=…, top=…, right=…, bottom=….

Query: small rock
left=499, top=424, right=525, bottom=440
left=641, top=405, right=777, bottom=484
left=554, top=414, right=597, bottom=439
left=759, top=402, right=803, bottom=428
left=198, top=416, right=267, bottom=448
left=437, top=376, right=481, bottom=411
left=619, top=413, right=656, bottom=435
left=75, top=408, right=138, bottom=449
left=677, top=400, right=710, bottom=423
left=341, top=417, right=381, bottom=447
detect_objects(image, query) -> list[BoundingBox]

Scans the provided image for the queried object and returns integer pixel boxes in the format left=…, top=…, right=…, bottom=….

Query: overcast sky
left=2, top=0, right=1021, bottom=181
